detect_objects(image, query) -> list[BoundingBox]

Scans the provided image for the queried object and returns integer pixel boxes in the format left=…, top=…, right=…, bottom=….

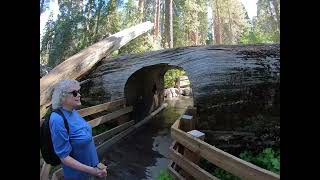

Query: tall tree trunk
left=153, top=0, right=157, bottom=29
left=161, top=2, right=165, bottom=38
left=86, top=0, right=94, bottom=43
left=94, top=0, right=103, bottom=41
left=138, top=0, right=144, bottom=22
left=153, top=0, right=161, bottom=38
left=213, top=0, right=222, bottom=44
left=168, top=0, right=173, bottom=48
left=165, top=0, right=173, bottom=48
left=195, top=30, right=198, bottom=45
left=267, top=1, right=278, bottom=32
left=272, top=0, right=280, bottom=31
left=211, top=18, right=215, bottom=43
left=156, top=0, right=161, bottom=37
left=227, top=6, right=233, bottom=44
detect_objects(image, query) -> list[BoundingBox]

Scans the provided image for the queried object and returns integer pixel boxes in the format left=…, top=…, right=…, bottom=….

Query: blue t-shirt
left=50, top=107, right=99, bottom=180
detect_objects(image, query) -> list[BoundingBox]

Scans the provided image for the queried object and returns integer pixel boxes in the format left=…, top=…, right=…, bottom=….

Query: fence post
left=180, top=115, right=194, bottom=132
left=181, top=130, right=205, bottom=180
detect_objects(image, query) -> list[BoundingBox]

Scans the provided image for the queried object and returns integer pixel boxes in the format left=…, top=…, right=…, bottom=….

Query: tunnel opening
left=163, top=68, right=194, bottom=112
left=124, top=64, right=194, bottom=123
left=163, top=68, right=193, bottom=97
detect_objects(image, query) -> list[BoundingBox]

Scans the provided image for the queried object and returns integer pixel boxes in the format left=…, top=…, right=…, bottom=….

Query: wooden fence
left=168, top=107, right=280, bottom=180
left=40, top=98, right=167, bottom=180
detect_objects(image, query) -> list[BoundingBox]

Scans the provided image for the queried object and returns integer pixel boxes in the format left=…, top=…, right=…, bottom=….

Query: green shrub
left=157, top=169, right=173, bottom=180
left=240, top=148, right=280, bottom=174
left=212, top=168, right=240, bottom=180
left=211, top=148, right=280, bottom=179
left=164, top=69, right=186, bottom=88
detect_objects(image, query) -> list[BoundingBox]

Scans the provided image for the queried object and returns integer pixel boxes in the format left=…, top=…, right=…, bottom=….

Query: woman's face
left=63, top=84, right=81, bottom=108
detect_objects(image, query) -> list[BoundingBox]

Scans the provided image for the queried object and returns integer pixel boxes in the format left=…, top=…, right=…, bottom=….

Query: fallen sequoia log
left=78, top=44, right=280, bottom=151
left=40, top=21, right=154, bottom=121
left=79, top=44, right=279, bottom=104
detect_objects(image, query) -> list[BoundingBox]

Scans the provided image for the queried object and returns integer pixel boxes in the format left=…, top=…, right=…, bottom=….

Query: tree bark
left=161, top=1, right=165, bottom=43
left=227, top=6, right=233, bottom=44
left=153, top=0, right=161, bottom=38
left=213, top=0, right=222, bottom=44
left=138, top=0, right=144, bottom=22
left=157, top=0, right=161, bottom=36
left=165, top=0, right=173, bottom=48
left=94, top=0, right=103, bottom=40
left=86, top=0, right=94, bottom=43
left=79, top=44, right=279, bottom=152
left=195, top=30, right=198, bottom=45
left=40, top=22, right=154, bottom=121
left=272, top=0, right=280, bottom=31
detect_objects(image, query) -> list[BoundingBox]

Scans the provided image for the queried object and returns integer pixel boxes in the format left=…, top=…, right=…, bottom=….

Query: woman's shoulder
left=49, top=111, right=66, bottom=128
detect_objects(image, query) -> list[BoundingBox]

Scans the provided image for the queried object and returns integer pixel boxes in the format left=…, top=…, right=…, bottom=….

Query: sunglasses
left=68, top=90, right=80, bottom=97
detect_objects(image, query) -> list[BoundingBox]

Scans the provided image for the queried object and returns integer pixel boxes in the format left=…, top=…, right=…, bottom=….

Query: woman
left=50, top=80, right=107, bottom=180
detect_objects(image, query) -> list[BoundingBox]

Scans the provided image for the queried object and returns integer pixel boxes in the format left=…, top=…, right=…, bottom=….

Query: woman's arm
left=60, top=156, right=106, bottom=177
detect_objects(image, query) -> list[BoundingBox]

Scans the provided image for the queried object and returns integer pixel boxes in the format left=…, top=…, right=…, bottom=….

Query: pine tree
left=240, top=0, right=280, bottom=44
left=118, top=0, right=158, bottom=55
left=164, top=0, right=173, bottom=48
left=211, top=0, right=248, bottom=45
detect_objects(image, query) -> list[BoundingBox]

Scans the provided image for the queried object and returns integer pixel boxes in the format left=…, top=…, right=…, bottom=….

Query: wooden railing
left=168, top=107, right=280, bottom=180
left=41, top=98, right=130, bottom=180
left=41, top=98, right=168, bottom=180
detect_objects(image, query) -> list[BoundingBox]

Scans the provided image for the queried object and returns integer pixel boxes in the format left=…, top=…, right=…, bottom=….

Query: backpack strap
left=52, top=109, right=70, bottom=134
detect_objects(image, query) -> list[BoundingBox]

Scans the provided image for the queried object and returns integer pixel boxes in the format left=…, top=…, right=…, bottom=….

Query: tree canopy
left=40, top=0, right=280, bottom=67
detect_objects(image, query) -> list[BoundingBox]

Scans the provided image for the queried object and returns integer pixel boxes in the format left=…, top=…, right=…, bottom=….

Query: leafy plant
left=212, top=168, right=240, bottom=180
left=239, top=148, right=280, bottom=174
left=157, top=169, right=173, bottom=180
left=164, top=69, right=186, bottom=88
left=209, top=148, right=280, bottom=179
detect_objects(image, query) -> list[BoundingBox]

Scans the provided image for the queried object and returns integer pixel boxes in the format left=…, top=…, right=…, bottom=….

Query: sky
left=40, top=0, right=60, bottom=41
left=207, top=0, right=257, bottom=21
left=40, top=0, right=258, bottom=40
left=239, top=0, right=258, bottom=20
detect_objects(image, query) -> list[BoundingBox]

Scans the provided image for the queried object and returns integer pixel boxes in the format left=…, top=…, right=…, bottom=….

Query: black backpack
left=40, top=109, right=69, bottom=166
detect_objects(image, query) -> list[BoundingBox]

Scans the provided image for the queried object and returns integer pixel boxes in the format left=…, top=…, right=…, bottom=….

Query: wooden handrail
left=93, top=120, right=134, bottom=145
left=42, top=99, right=129, bottom=180
left=96, top=125, right=135, bottom=158
left=87, top=106, right=133, bottom=128
left=51, top=122, right=135, bottom=180
left=168, top=160, right=186, bottom=180
left=78, top=98, right=125, bottom=117
left=169, top=141, right=219, bottom=180
left=51, top=102, right=167, bottom=180
left=134, top=103, right=167, bottom=128
left=170, top=118, right=280, bottom=180
left=40, top=99, right=126, bottom=127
